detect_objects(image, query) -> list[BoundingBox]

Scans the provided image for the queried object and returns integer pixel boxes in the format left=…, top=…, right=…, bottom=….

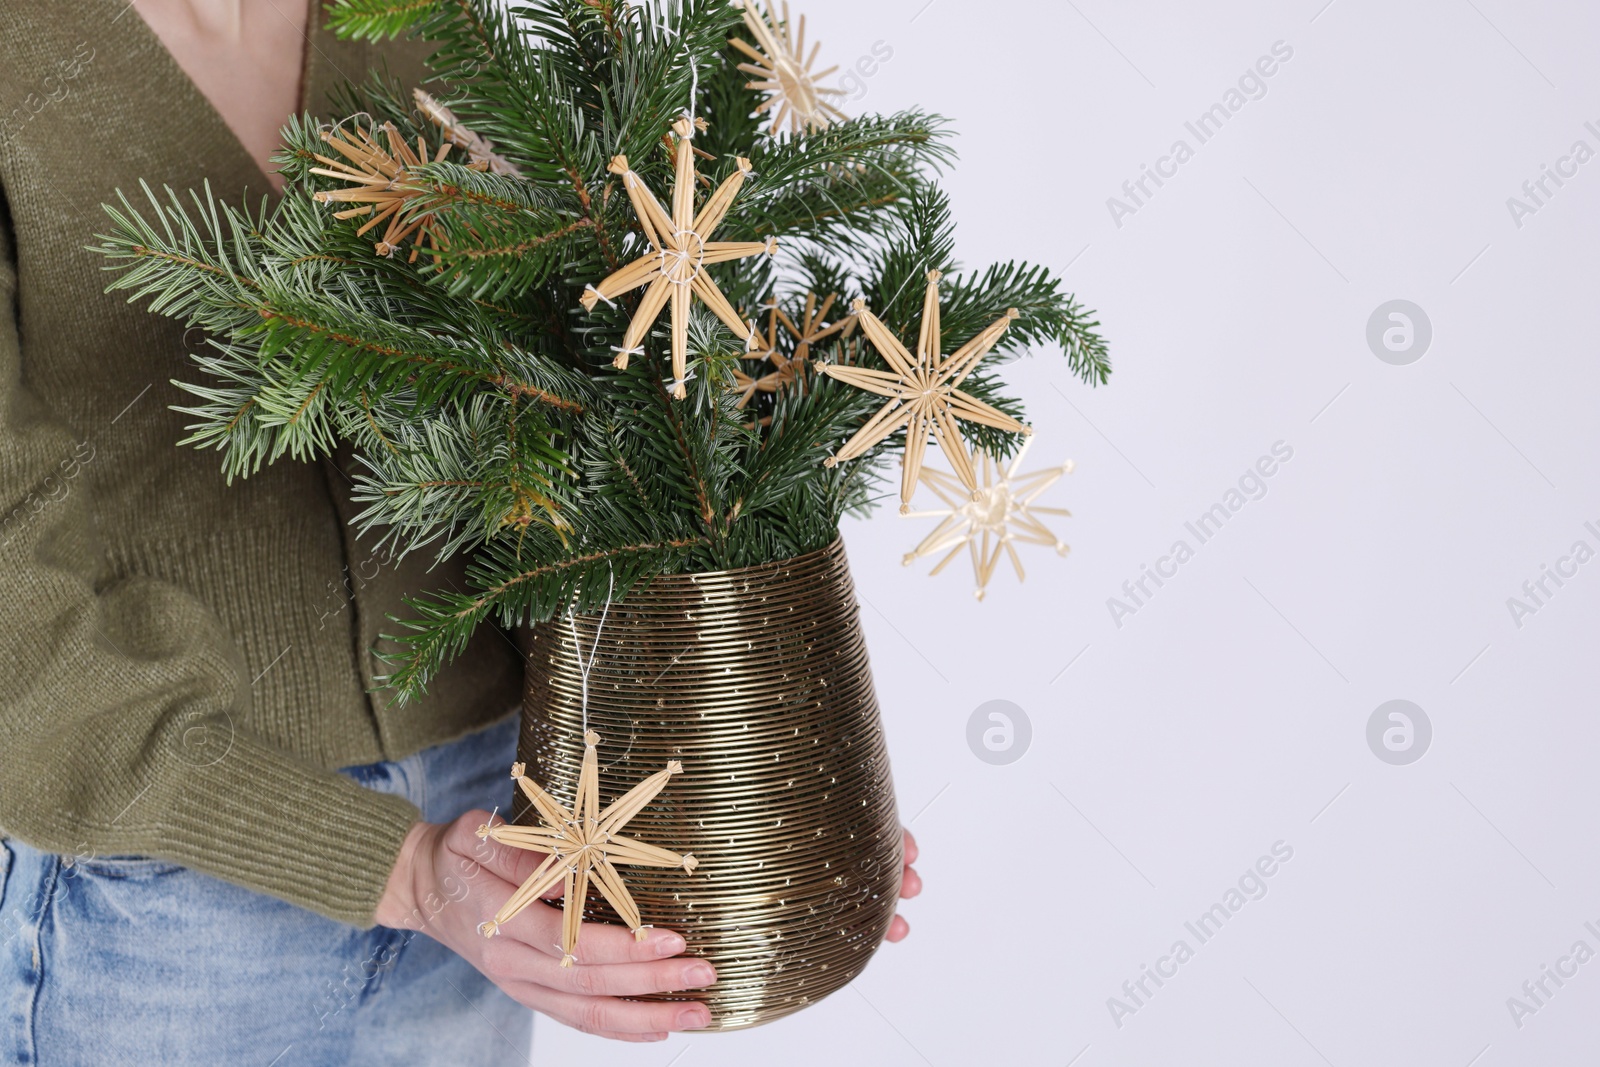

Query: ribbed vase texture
left=517, top=538, right=902, bottom=1029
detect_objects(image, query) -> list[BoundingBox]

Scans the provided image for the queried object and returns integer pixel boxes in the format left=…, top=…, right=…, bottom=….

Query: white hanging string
left=685, top=54, right=699, bottom=126
left=682, top=17, right=700, bottom=127
left=566, top=565, right=616, bottom=735
left=323, top=111, right=376, bottom=142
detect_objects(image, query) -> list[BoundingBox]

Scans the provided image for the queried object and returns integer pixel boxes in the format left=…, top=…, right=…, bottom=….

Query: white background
left=540, top=1, right=1600, bottom=1064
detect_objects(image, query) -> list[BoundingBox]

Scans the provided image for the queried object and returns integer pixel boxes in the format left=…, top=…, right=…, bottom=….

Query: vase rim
left=641, top=535, right=847, bottom=587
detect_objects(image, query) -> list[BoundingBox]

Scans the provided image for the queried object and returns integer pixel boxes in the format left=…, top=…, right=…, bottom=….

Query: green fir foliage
left=94, top=0, right=1108, bottom=698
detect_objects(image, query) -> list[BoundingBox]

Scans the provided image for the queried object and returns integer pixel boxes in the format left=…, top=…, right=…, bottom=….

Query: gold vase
left=516, top=538, right=902, bottom=1030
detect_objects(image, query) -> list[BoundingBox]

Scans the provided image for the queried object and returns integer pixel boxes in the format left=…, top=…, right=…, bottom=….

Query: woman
left=0, top=1, right=920, bottom=1062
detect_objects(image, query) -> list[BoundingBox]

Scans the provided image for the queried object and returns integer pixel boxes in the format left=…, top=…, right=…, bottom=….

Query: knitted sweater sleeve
left=0, top=218, right=420, bottom=928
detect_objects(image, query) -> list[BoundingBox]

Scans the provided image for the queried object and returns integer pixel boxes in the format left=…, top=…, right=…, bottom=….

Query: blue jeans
left=0, top=713, right=533, bottom=1065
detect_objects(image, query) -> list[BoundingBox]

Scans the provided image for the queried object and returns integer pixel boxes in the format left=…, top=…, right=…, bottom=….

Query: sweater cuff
left=164, top=732, right=421, bottom=928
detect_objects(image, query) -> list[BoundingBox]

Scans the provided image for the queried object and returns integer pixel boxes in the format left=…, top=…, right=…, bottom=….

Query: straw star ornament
left=476, top=732, right=697, bottom=966
left=311, top=122, right=453, bottom=260
left=733, top=290, right=856, bottom=410
left=819, top=271, right=1031, bottom=513
left=903, top=436, right=1074, bottom=600
left=730, top=0, right=847, bottom=135
left=580, top=117, right=777, bottom=399
left=777, top=289, right=856, bottom=365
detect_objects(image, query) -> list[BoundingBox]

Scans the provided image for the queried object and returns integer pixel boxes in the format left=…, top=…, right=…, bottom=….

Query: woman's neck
left=170, top=0, right=245, bottom=39
left=135, top=0, right=310, bottom=192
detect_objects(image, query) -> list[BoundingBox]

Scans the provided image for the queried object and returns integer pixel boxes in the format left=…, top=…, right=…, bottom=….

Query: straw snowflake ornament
left=903, top=436, right=1074, bottom=600
left=777, top=289, right=856, bottom=365
left=311, top=122, right=453, bottom=260
left=477, top=731, right=697, bottom=966
left=580, top=117, right=777, bottom=399
left=730, top=0, right=847, bottom=134
left=313, top=99, right=520, bottom=259
left=732, top=290, right=856, bottom=410
left=818, top=271, right=1031, bottom=513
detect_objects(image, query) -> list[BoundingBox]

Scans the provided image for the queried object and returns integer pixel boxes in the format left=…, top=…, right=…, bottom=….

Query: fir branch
left=96, top=0, right=1113, bottom=701
left=746, top=110, right=956, bottom=190
left=475, top=538, right=705, bottom=605
left=324, top=0, right=442, bottom=40
left=940, top=262, right=1112, bottom=386
left=377, top=533, right=706, bottom=697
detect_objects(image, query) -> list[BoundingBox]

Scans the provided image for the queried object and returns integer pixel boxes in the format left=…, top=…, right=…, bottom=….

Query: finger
left=515, top=988, right=713, bottom=1035
left=901, top=828, right=918, bottom=865
left=885, top=914, right=910, bottom=943
left=900, top=864, right=922, bottom=898
left=499, top=902, right=692, bottom=965
left=554, top=922, right=692, bottom=965
left=445, top=810, right=550, bottom=887
left=554, top=956, right=717, bottom=998
left=484, top=935, right=717, bottom=997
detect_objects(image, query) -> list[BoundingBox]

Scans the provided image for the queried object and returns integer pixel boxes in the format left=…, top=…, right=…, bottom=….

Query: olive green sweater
left=0, top=3, right=522, bottom=926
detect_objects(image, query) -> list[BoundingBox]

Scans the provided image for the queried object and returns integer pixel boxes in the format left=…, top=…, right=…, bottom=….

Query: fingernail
left=677, top=1006, right=710, bottom=1029
left=653, top=932, right=685, bottom=956
left=685, top=962, right=717, bottom=987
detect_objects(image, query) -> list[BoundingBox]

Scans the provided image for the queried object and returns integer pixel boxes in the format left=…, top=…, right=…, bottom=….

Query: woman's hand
left=885, top=827, right=922, bottom=943
left=376, top=809, right=715, bottom=1043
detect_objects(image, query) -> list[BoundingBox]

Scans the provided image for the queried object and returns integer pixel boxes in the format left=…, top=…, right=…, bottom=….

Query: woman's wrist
left=374, top=820, right=434, bottom=929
